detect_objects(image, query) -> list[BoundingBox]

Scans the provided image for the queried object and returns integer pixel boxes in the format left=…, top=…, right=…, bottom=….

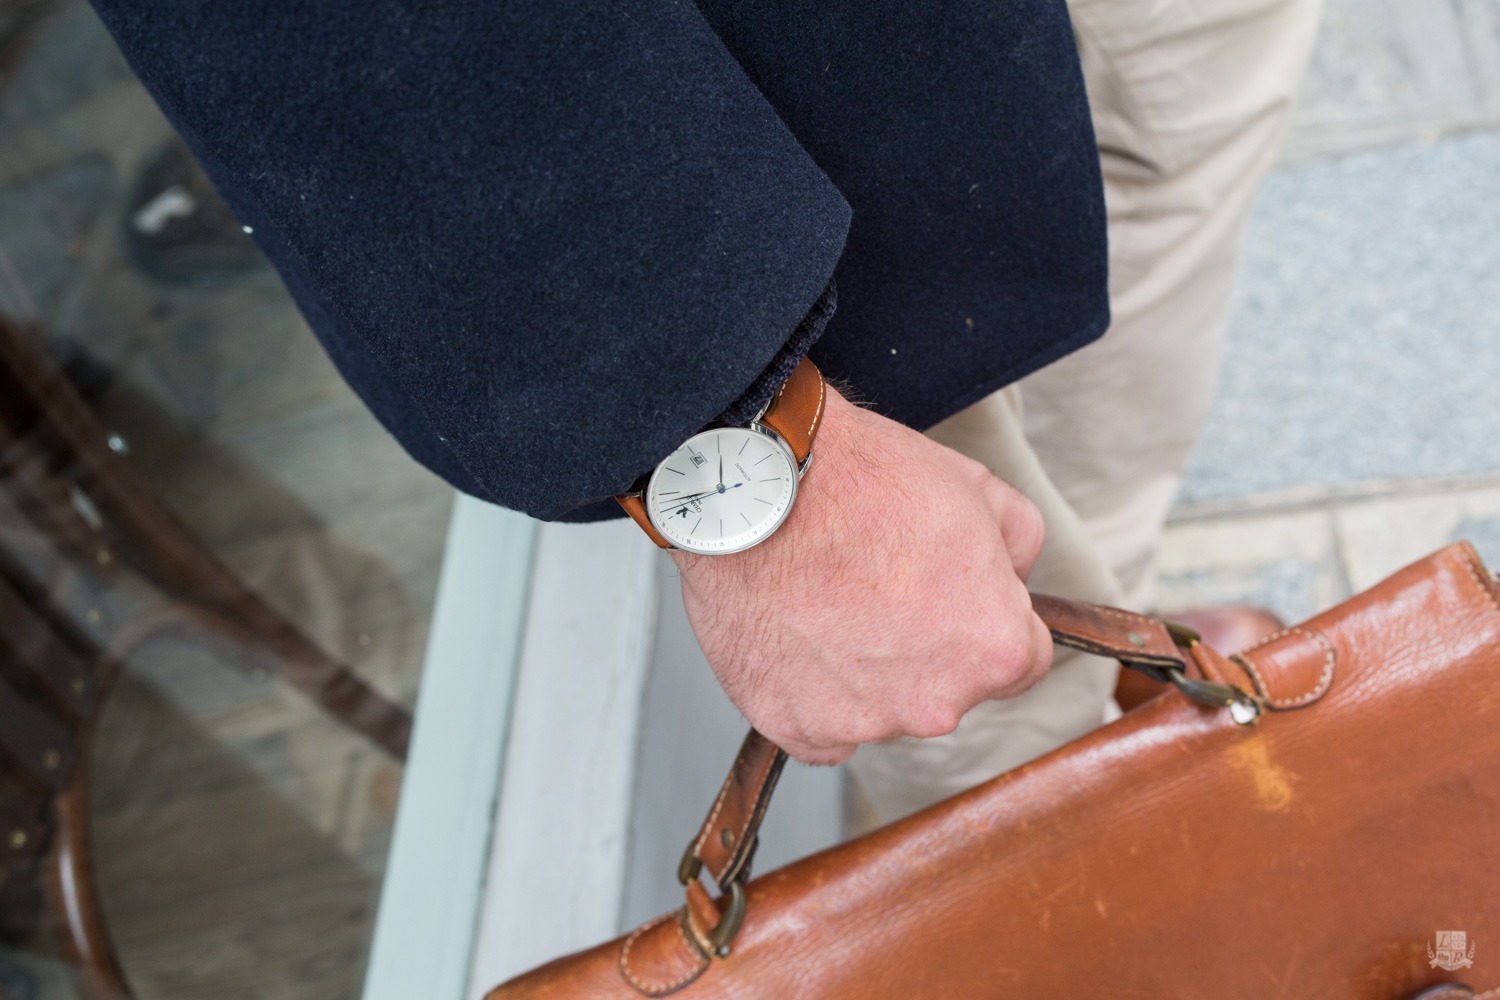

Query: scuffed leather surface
left=490, top=543, right=1500, bottom=999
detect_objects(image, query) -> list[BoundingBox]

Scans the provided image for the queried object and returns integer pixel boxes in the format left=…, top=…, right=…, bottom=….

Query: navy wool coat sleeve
left=87, top=0, right=1107, bottom=523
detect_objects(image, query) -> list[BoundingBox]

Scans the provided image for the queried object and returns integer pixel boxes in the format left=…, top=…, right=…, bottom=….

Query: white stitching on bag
left=1235, top=626, right=1336, bottom=708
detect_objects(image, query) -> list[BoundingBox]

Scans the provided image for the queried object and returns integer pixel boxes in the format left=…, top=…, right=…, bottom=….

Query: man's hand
left=671, top=386, right=1052, bottom=765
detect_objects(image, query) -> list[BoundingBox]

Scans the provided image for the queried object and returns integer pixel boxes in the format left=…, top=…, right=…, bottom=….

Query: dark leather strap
left=618, top=358, right=825, bottom=550
left=1031, top=594, right=1187, bottom=668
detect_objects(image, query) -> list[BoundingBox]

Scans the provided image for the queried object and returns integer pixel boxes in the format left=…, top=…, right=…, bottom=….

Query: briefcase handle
left=677, top=593, right=1262, bottom=956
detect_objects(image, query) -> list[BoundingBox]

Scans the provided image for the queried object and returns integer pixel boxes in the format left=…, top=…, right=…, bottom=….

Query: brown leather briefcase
left=487, top=542, right=1500, bottom=999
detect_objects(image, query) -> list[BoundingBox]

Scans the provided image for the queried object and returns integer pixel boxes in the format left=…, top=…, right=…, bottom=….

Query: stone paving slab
left=1159, top=481, right=1500, bottom=624
left=1334, top=483, right=1500, bottom=591
left=1179, top=129, right=1500, bottom=506
left=1164, top=0, right=1500, bottom=621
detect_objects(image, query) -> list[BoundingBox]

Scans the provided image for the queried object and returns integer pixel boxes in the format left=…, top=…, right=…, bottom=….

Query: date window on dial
left=688, top=452, right=707, bottom=468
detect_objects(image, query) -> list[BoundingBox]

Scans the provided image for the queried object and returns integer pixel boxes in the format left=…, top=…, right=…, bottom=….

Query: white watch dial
left=646, top=426, right=798, bottom=554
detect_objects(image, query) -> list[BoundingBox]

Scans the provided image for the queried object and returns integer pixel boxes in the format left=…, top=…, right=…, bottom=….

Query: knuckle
left=1016, top=492, right=1044, bottom=536
left=808, top=744, right=855, bottom=766
left=955, top=453, right=996, bottom=489
left=993, top=621, right=1053, bottom=694
left=903, top=701, right=963, bottom=740
left=846, top=718, right=893, bottom=746
left=980, top=619, right=1043, bottom=690
left=1009, top=497, right=1046, bottom=558
left=988, top=653, right=1031, bottom=692
left=1031, top=614, right=1055, bottom=666
left=974, top=468, right=1010, bottom=504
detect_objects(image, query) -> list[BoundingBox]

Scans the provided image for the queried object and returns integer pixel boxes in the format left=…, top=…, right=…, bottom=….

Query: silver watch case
left=639, top=419, right=811, bottom=555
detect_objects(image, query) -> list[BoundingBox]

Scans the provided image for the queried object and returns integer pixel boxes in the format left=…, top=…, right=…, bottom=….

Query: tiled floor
left=1159, top=475, right=1500, bottom=626
left=1159, top=0, right=1500, bottom=623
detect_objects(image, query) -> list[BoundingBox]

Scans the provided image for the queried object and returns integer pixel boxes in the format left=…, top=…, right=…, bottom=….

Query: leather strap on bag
left=617, top=358, right=826, bottom=550
left=684, top=595, right=1268, bottom=896
left=681, top=590, right=1302, bottom=965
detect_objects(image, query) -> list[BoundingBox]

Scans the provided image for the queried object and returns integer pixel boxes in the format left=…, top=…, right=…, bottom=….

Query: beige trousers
left=846, top=0, right=1323, bottom=825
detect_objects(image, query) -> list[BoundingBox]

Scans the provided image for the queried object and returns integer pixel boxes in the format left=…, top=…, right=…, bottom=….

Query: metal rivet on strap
left=719, top=828, right=736, bottom=850
left=8, top=830, right=26, bottom=850
left=1127, top=631, right=1147, bottom=648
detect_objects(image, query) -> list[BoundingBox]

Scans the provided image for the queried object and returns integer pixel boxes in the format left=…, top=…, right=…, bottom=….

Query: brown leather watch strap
left=756, top=356, right=824, bottom=467
left=618, top=493, right=671, bottom=549
left=617, top=357, right=826, bottom=550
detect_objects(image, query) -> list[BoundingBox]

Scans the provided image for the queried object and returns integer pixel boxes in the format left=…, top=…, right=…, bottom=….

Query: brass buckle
left=677, top=842, right=750, bottom=957
left=1159, top=665, right=1261, bottom=724
left=1159, top=618, right=1261, bottom=725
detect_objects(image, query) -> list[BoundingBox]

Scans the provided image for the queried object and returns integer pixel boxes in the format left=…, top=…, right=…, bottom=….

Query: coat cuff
left=555, top=279, right=838, bottom=525
left=711, top=278, right=836, bottom=429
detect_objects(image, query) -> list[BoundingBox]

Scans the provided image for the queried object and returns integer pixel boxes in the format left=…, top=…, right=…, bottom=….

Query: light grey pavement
left=1157, top=0, right=1500, bottom=623
left=1182, top=131, right=1500, bottom=505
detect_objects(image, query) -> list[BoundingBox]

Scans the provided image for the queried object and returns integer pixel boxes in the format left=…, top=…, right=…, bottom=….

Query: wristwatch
left=616, top=357, right=826, bottom=554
